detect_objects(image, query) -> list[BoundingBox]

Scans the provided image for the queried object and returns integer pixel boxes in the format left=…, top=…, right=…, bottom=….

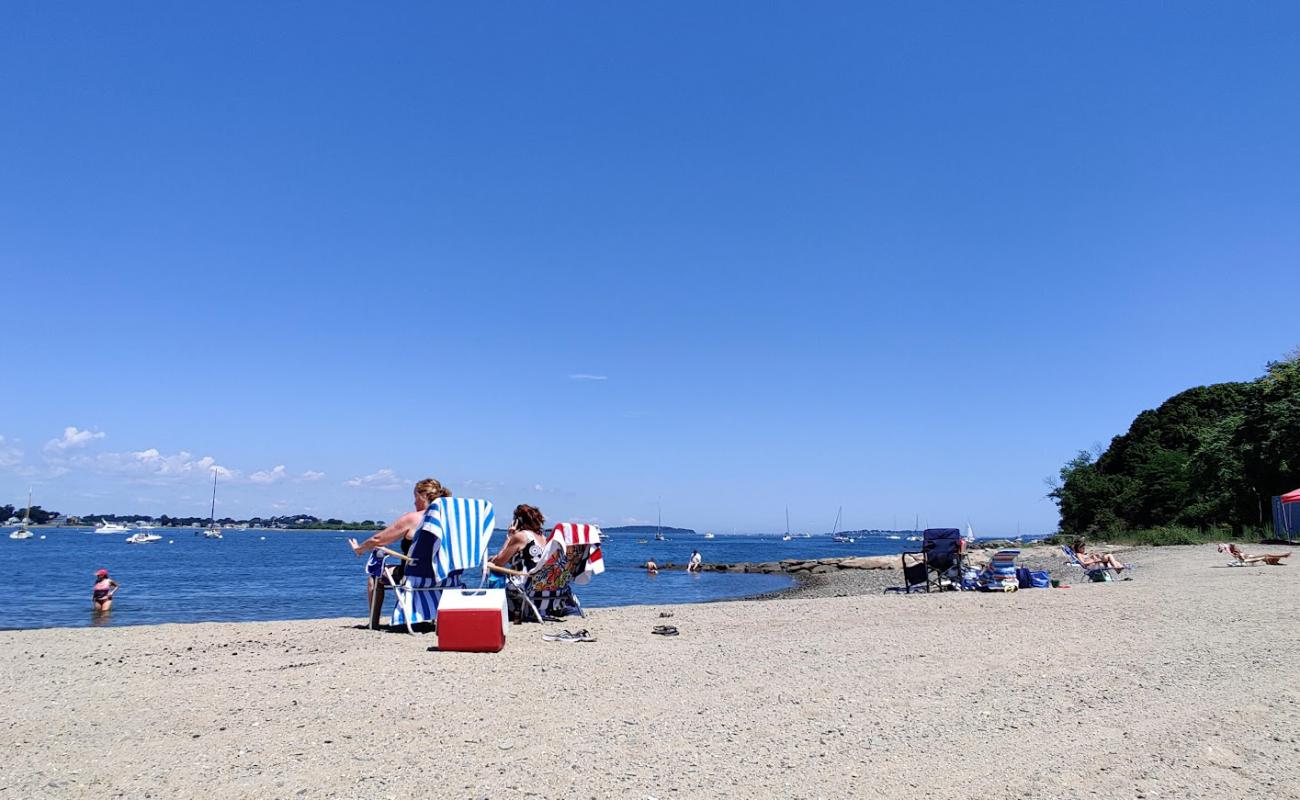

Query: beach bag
left=1029, top=570, right=1050, bottom=589
left=1089, top=570, right=1112, bottom=583
left=1016, top=567, right=1034, bottom=589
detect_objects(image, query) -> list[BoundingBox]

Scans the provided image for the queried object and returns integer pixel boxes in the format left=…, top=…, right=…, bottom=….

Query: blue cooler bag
left=1030, top=570, right=1051, bottom=588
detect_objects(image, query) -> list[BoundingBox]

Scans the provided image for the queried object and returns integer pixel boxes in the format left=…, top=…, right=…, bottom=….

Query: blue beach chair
left=389, top=497, right=495, bottom=634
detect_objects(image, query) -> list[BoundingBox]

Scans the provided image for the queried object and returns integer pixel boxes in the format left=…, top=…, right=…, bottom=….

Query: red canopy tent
left=1283, top=488, right=1300, bottom=504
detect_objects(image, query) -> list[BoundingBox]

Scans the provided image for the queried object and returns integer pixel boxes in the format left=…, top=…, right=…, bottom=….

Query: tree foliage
left=1051, top=350, right=1300, bottom=535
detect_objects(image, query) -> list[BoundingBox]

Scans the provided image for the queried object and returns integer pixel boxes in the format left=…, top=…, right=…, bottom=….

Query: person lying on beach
left=645, top=560, right=659, bottom=575
left=1218, top=543, right=1291, bottom=566
left=92, top=569, right=119, bottom=613
left=1073, top=539, right=1127, bottom=572
left=350, top=478, right=451, bottom=590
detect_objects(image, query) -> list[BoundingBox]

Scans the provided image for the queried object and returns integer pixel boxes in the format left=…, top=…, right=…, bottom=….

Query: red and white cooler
left=436, top=588, right=508, bottom=652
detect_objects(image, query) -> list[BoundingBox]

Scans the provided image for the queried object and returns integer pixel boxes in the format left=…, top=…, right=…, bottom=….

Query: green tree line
left=1050, top=349, right=1300, bottom=536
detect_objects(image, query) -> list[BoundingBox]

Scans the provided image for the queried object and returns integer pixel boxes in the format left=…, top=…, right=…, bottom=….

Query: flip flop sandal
left=652, top=625, right=679, bottom=636
left=543, top=629, right=597, bottom=643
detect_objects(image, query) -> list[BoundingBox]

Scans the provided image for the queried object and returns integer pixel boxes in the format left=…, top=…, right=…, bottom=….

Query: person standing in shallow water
left=687, top=550, right=702, bottom=573
left=92, top=569, right=119, bottom=613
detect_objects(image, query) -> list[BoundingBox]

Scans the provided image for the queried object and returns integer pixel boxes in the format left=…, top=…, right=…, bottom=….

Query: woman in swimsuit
left=351, top=478, right=452, bottom=609
left=489, top=505, right=548, bottom=620
left=1073, top=538, right=1127, bottom=572
left=92, top=569, right=119, bottom=613
left=490, top=504, right=548, bottom=573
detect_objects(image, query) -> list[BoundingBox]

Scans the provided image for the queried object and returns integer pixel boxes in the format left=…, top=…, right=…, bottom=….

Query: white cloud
left=0, top=435, right=23, bottom=468
left=344, top=468, right=406, bottom=490
left=248, top=465, right=289, bottom=485
left=70, top=447, right=236, bottom=484
left=568, top=374, right=608, bottom=381
left=44, top=426, right=105, bottom=452
left=299, top=470, right=327, bottom=482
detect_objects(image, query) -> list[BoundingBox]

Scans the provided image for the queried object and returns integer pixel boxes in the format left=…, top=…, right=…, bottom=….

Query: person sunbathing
left=1218, top=543, right=1291, bottom=566
left=1072, top=539, right=1127, bottom=572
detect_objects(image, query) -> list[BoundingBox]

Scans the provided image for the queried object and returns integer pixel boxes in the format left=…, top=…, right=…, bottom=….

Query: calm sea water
left=0, top=527, right=925, bottom=630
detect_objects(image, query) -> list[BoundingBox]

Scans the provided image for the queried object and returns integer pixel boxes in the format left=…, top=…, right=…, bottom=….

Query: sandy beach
left=2, top=544, right=1297, bottom=799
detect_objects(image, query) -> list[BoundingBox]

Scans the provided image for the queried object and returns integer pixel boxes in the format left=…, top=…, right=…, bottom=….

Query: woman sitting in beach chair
left=488, top=504, right=549, bottom=619
left=1218, top=543, right=1291, bottom=566
left=489, top=522, right=605, bottom=622
left=1072, top=539, right=1127, bottom=573
left=349, top=478, right=451, bottom=626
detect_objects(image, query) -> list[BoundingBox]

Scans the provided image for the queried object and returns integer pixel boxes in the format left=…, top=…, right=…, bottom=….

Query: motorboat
left=126, top=532, right=162, bottom=544
left=703, top=532, right=715, bottom=539
left=95, top=521, right=131, bottom=534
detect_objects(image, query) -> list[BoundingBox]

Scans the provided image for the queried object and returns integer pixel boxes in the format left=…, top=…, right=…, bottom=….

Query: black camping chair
left=921, top=528, right=964, bottom=591
left=885, top=551, right=930, bottom=593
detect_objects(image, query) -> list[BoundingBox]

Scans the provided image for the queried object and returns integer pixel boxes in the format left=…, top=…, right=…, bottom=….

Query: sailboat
left=654, top=504, right=666, bottom=541
left=203, top=470, right=223, bottom=539
left=9, top=488, right=34, bottom=540
left=782, top=507, right=792, bottom=541
left=830, top=506, right=854, bottom=543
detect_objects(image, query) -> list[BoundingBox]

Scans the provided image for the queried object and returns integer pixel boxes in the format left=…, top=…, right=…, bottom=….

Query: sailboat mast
left=209, top=470, right=218, bottom=525
left=24, top=487, right=32, bottom=524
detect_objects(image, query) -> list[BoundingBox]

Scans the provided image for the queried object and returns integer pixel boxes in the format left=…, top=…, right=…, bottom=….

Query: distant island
left=603, top=524, right=698, bottom=535
left=0, top=508, right=385, bottom=531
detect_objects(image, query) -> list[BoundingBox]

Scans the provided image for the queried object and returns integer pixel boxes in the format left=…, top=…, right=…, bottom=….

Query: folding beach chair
left=489, top=523, right=605, bottom=622
left=921, top=528, right=964, bottom=591
left=978, top=549, right=1020, bottom=592
left=1061, top=545, right=1121, bottom=582
left=885, top=551, right=930, bottom=594
left=383, top=497, right=495, bottom=634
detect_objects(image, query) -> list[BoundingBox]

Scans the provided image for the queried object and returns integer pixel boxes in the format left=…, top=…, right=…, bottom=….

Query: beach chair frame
left=885, top=551, right=930, bottom=593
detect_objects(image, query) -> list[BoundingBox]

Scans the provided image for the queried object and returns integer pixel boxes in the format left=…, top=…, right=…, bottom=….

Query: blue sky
left=2, top=3, right=1297, bottom=534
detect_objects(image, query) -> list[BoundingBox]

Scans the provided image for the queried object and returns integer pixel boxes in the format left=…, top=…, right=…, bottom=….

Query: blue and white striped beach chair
left=391, top=497, right=495, bottom=634
left=978, top=549, right=1020, bottom=592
